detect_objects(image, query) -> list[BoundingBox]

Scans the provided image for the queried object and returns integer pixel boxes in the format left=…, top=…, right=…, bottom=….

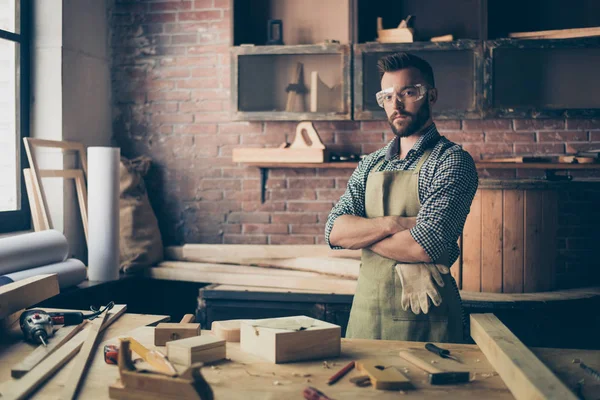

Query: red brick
left=243, top=224, right=288, bottom=234
left=151, top=102, right=178, bottom=113
left=154, top=45, right=187, bottom=56
left=146, top=80, right=176, bottom=91
left=538, top=131, right=588, bottom=142
left=290, top=224, right=325, bottom=235
left=287, top=202, right=334, bottom=212
left=514, top=143, right=565, bottom=155
left=145, top=13, right=177, bottom=23
left=214, top=0, right=230, bottom=9
left=177, top=78, right=219, bottom=89
left=153, top=113, right=194, bottom=124
left=150, top=1, right=192, bottom=12
left=193, top=112, right=230, bottom=122
left=264, top=121, right=298, bottom=134
left=201, top=179, right=241, bottom=190
left=317, top=189, right=346, bottom=200
left=172, top=33, right=198, bottom=44
left=220, top=122, right=263, bottom=134
left=180, top=100, right=223, bottom=112
left=148, top=90, right=191, bottom=101
left=242, top=201, right=286, bottom=212
left=463, top=119, right=512, bottom=131
left=240, top=133, right=287, bottom=145
left=270, top=189, right=316, bottom=201
left=191, top=89, right=229, bottom=100
left=361, top=144, right=383, bottom=154
left=165, top=21, right=209, bottom=33
left=223, top=224, right=241, bottom=234
left=187, top=44, right=229, bottom=55
left=242, top=180, right=261, bottom=191
left=313, top=121, right=359, bottom=131
left=197, top=190, right=223, bottom=201
left=269, top=235, right=315, bottom=245
left=485, top=131, right=535, bottom=143
left=209, top=19, right=231, bottom=30
left=190, top=67, right=217, bottom=77
left=161, top=55, right=218, bottom=67
left=272, top=213, right=318, bottom=224
left=590, top=132, right=600, bottom=141
left=265, top=179, right=286, bottom=189
left=158, top=125, right=173, bottom=134
left=179, top=10, right=221, bottom=21
left=443, top=131, right=484, bottom=143
left=565, top=142, right=600, bottom=153
left=269, top=169, right=317, bottom=178
left=462, top=143, right=513, bottom=160
left=174, top=123, right=218, bottom=134
left=336, top=178, right=349, bottom=188
left=513, top=119, right=565, bottom=131
left=224, top=235, right=268, bottom=244
left=288, top=179, right=335, bottom=189
left=194, top=0, right=214, bottom=8
left=151, top=68, right=191, bottom=79
left=227, top=212, right=270, bottom=224
left=360, top=121, right=388, bottom=131
left=566, top=119, right=600, bottom=130
left=434, top=120, right=461, bottom=130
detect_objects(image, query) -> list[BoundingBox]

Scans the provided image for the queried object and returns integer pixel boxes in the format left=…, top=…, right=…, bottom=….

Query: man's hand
left=395, top=263, right=450, bottom=314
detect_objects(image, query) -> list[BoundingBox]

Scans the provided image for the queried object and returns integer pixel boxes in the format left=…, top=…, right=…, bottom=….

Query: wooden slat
left=37, top=169, right=82, bottom=179
left=524, top=191, right=543, bottom=292
left=23, top=138, right=53, bottom=230
left=60, top=312, right=109, bottom=399
left=462, top=191, right=482, bottom=291
left=502, top=190, right=524, bottom=293
left=0, top=274, right=60, bottom=320
left=541, top=190, right=559, bottom=291
left=149, top=262, right=357, bottom=294
left=481, top=190, right=503, bottom=293
left=0, top=305, right=126, bottom=400
left=508, top=26, right=600, bottom=39
left=450, top=235, right=462, bottom=289
left=11, top=322, right=87, bottom=378
left=74, top=170, right=89, bottom=244
left=470, top=313, right=577, bottom=400
left=23, top=169, right=45, bottom=232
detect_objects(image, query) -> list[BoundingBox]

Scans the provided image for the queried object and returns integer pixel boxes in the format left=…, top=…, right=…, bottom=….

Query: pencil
left=327, top=360, right=355, bottom=385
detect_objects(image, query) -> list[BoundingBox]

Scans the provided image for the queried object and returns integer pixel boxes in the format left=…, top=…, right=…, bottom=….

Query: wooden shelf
left=245, top=162, right=358, bottom=169
left=245, top=161, right=600, bottom=170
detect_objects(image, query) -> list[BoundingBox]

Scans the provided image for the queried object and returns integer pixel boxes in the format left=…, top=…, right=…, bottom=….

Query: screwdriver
left=425, top=343, right=462, bottom=363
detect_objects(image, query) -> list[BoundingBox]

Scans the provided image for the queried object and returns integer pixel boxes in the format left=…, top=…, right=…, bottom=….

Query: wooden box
left=240, top=316, right=341, bottom=364
left=154, top=323, right=201, bottom=346
left=166, top=335, right=226, bottom=366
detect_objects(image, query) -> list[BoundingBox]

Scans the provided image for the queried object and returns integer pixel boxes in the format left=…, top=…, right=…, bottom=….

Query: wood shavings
left=293, top=373, right=312, bottom=378
left=210, top=366, right=221, bottom=370
left=273, top=381, right=281, bottom=386
left=306, top=379, right=311, bottom=383
left=399, top=390, right=406, bottom=395
left=430, top=360, right=438, bottom=364
left=322, top=361, right=331, bottom=369
left=476, top=359, right=480, bottom=363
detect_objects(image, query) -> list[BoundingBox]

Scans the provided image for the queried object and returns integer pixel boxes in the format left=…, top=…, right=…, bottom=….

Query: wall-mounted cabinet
left=230, top=44, right=352, bottom=121
left=232, top=0, right=600, bottom=121
left=354, top=41, right=483, bottom=120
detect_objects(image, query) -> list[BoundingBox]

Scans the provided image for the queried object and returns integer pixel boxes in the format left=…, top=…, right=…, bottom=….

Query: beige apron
left=345, top=149, right=464, bottom=343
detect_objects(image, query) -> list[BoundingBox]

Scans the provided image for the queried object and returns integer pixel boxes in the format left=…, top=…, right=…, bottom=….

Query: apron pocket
left=390, top=316, right=449, bottom=343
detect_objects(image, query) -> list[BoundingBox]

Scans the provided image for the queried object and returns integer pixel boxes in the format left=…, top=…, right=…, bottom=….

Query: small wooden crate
left=167, top=335, right=226, bottom=366
left=240, top=316, right=341, bottom=364
left=154, top=323, right=201, bottom=346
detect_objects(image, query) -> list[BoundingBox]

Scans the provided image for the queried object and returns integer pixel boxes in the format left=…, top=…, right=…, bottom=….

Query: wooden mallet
left=399, top=350, right=470, bottom=385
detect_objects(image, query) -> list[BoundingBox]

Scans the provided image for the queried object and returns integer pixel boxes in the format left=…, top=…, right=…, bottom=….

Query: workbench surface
left=1, top=315, right=598, bottom=399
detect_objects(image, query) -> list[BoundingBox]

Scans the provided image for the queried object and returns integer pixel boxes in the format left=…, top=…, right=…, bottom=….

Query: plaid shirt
left=325, top=123, right=479, bottom=266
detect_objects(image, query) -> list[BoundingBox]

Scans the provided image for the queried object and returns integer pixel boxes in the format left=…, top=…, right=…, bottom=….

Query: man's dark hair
left=377, top=52, right=435, bottom=88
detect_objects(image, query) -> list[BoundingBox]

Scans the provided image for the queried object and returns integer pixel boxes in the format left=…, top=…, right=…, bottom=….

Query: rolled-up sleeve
left=409, top=147, right=478, bottom=262
left=324, top=159, right=370, bottom=249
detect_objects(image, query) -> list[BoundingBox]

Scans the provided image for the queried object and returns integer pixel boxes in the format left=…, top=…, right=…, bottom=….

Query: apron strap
left=412, top=148, right=433, bottom=175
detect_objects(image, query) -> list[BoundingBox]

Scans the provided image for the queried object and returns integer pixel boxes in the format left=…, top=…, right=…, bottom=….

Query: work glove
left=395, top=263, right=450, bottom=315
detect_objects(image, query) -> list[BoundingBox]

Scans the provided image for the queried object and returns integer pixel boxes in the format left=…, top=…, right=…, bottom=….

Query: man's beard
left=388, top=101, right=430, bottom=138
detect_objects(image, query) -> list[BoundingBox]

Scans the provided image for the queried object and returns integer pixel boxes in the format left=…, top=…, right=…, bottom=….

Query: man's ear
left=428, top=88, right=438, bottom=105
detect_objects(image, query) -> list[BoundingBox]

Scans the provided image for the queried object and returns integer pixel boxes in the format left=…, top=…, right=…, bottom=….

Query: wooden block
left=167, top=335, right=226, bottom=366
left=232, top=148, right=327, bottom=164
left=154, top=323, right=201, bottom=346
left=240, top=316, right=340, bottom=364
left=211, top=320, right=247, bottom=342
left=0, top=274, right=60, bottom=320
left=356, top=360, right=412, bottom=391
left=470, top=313, right=577, bottom=400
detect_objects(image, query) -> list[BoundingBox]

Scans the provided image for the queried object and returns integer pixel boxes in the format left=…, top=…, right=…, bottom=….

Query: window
left=0, top=0, right=30, bottom=233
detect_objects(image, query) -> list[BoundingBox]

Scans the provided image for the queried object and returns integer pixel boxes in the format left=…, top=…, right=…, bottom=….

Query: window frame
left=0, top=0, right=31, bottom=233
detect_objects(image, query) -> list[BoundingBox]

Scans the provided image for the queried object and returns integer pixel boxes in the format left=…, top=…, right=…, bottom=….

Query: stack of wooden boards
left=150, top=244, right=362, bottom=294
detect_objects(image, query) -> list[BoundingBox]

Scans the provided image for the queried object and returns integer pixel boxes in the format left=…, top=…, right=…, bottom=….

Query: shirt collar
left=385, top=123, right=440, bottom=161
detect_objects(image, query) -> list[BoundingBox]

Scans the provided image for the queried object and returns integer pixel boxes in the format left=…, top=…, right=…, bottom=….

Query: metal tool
left=399, top=350, right=470, bottom=385
left=107, top=337, right=178, bottom=376
left=425, top=343, right=462, bottom=363
left=20, top=302, right=115, bottom=346
left=579, top=361, right=600, bottom=381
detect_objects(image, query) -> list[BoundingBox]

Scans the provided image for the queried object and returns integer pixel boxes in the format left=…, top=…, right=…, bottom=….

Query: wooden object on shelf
left=482, top=156, right=553, bottom=163
left=508, top=26, right=600, bottom=40
left=165, top=244, right=361, bottom=263
left=109, top=338, right=213, bottom=400
left=240, top=316, right=340, bottom=364
left=61, top=312, right=110, bottom=399
left=376, top=16, right=414, bottom=43
left=155, top=322, right=201, bottom=346
left=558, top=155, right=596, bottom=164
left=355, top=360, right=411, bottom=390
left=470, top=313, right=577, bottom=400
left=232, top=121, right=328, bottom=163
left=285, top=62, right=307, bottom=112
left=149, top=261, right=358, bottom=294
left=431, top=34, right=454, bottom=42
left=211, top=320, right=246, bottom=342
left=0, top=274, right=60, bottom=321
left=310, top=71, right=342, bottom=112
left=167, top=335, right=226, bottom=366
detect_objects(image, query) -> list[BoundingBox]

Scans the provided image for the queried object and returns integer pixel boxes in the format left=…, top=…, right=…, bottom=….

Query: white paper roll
left=87, top=147, right=120, bottom=281
left=4, top=258, right=87, bottom=289
left=0, top=230, right=69, bottom=275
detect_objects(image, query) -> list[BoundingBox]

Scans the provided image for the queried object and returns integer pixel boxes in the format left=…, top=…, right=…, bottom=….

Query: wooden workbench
left=1, top=311, right=598, bottom=399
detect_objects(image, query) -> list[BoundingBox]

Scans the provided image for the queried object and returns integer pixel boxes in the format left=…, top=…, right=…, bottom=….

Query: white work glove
left=395, top=263, right=450, bottom=315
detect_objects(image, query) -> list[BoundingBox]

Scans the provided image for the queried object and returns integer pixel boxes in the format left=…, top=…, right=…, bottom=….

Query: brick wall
left=110, top=0, right=600, bottom=288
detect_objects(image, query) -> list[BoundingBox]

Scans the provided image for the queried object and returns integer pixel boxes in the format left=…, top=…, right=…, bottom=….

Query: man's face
left=380, top=68, right=434, bottom=138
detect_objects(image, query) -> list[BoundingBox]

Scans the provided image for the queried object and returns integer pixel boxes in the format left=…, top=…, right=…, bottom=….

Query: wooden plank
left=524, top=191, right=543, bottom=292
left=508, top=26, right=600, bottom=39
left=0, top=274, right=60, bottom=320
left=232, top=148, right=327, bottom=163
left=462, top=190, right=482, bottom=291
left=310, top=71, right=342, bottom=113
left=502, top=190, right=524, bottom=293
left=470, top=313, right=578, bottom=400
left=167, top=335, right=226, bottom=366
left=11, top=321, right=87, bottom=378
left=149, top=262, right=357, bottom=294
left=23, top=138, right=53, bottom=230
left=23, top=169, right=45, bottom=232
left=154, top=323, right=201, bottom=346
left=166, top=244, right=361, bottom=262
left=37, top=169, right=82, bottom=179
left=355, top=360, right=411, bottom=390
left=0, top=305, right=126, bottom=400
left=74, top=170, right=89, bottom=244
left=60, top=312, right=110, bottom=399
left=481, top=190, right=503, bottom=293
left=541, top=190, right=558, bottom=291
left=450, top=235, right=462, bottom=289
